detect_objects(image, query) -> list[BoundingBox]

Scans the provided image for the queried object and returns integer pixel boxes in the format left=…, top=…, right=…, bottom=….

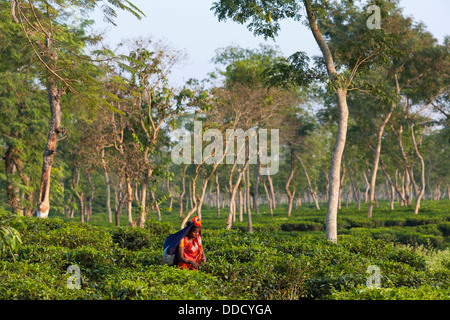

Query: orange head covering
left=191, top=216, right=202, bottom=228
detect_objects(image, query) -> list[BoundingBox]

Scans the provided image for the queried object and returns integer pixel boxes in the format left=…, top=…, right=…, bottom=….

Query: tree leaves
left=0, top=214, right=23, bottom=259
left=263, top=51, right=321, bottom=89
left=211, top=0, right=302, bottom=39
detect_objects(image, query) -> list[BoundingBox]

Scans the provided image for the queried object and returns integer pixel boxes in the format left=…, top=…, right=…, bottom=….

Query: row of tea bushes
left=1, top=213, right=448, bottom=300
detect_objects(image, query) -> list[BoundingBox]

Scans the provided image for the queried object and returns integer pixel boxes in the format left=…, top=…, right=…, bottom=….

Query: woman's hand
left=190, top=261, right=199, bottom=269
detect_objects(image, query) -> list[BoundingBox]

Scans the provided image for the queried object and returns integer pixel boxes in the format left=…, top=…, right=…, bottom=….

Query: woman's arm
left=200, top=247, right=206, bottom=263
left=177, top=245, right=199, bottom=269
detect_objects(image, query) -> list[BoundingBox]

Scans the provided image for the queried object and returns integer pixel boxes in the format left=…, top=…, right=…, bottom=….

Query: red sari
left=178, top=235, right=203, bottom=270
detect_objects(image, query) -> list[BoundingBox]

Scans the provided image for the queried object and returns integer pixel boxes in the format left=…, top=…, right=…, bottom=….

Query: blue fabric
left=163, top=223, right=193, bottom=255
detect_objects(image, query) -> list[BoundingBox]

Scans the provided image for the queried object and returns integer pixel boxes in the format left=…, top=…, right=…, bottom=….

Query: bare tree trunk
left=87, top=171, right=94, bottom=222
left=166, top=164, right=173, bottom=212
left=390, top=123, right=413, bottom=207
left=286, top=150, right=296, bottom=217
left=189, top=182, right=193, bottom=210
left=367, top=104, right=394, bottom=218
left=151, top=189, right=161, bottom=221
left=262, top=178, right=273, bottom=217
left=135, top=168, right=153, bottom=228
left=12, top=156, right=34, bottom=216
left=180, top=172, right=200, bottom=229
left=295, top=152, right=320, bottom=210
left=245, top=165, right=252, bottom=217
left=267, top=174, right=276, bottom=210
left=114, top=182, right=126, bottom=227
left=246, top=165, right=253, bottom=233
left=101, top=149, right=112, bottom=223
left=137, top=177, right=148, bottom=228
left=37, top=82, right=64, bottom=218
left=226, top=160, right=250, bottom=229
left=253, top=159, right=261, bottom=214
left=179, top=165, right=187, bottom=217
left=125, top=175, right=134, bottom=226
left=344, top=152, right=360, bottom=210
left=197, top=177, right=210, bottom=220
left=385, top=176, right=394, bottom=211
left=363, top=170, right=370, bottom=203
left=216, top=173, right=221, bottom=218
left=410, top=123, right=426, bottom=214
left=72, top=167, right=84, bottom=223
left=239, top=188, right=244, bottom=222
left=305, top=0, right=349, bottom=242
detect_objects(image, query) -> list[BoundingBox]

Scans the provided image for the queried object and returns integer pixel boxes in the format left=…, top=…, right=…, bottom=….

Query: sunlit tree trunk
left=368, top=104, right=394, bottom=218
left=285, top=150, right=296, bottom=217
left=295, top=152, right=320, bottom=210
left=262, top=178, right=273, bottom=217
left=37, top=82, right=64, bottom=218
left=410, top=123, right=425, bottom=214
left=305, top=1, right=348, bottom=242
left=216, top=173, right=221, bottom=218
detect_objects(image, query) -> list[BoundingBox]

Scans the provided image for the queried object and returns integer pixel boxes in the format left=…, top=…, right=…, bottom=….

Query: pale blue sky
left=88, top=0, right=449, bottom=87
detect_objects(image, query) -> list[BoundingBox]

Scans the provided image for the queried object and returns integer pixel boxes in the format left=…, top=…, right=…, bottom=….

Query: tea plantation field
left=1, top=201, right=449, bottom=300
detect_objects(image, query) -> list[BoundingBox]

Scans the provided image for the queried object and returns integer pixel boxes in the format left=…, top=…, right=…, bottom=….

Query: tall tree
left=212, top=0, right=395, bottom=241
left=8, top=0, right=144, bottom=218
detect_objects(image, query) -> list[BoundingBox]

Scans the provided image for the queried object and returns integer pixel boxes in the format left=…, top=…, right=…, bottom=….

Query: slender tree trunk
left=216, top=173, right=221, bottom=218
left=344, top=153, right=360, bottom=210
left=189, top=182, right=193, bottom=210
left=363, top=171, right=370, bottom=203
left=114, top=183, right=126, bottom=227
left=245, top=165, right=251, bottom=217
left=262, top=178, right=273, bottom=217
left=180, top=174, right=200, bottom=229
left=305, top=1, right=349, bottom=242
left=151, top=189, right=161, bottom=221
left=410, top=123, right=426, bottom=214
left=125, top=175, right=134, bottom=226
left=8, top=153, right=34, bottom=216
left=367, top=105, right=394, bottom=218
left=385, top=176, right=394, bottom=211
left=137, top=177, right=148, bottom=228
left=179, top=165, right=187, bottom=217
left=295, top=152, right=320, bottom=210
left=253, top=159, right=260, bottom=214
left=166, top=164, right=173, bottom=212
left=87, top=171, right=95, bottom=222
left=72, top=167, right=84, bottom=223
left=37, top=82, right=64, bottom=218
left=390, top=123, right=414, bottom=207
left=285, top=150, right=296, bottom=217
left=136, top=169, right=152, bottom=228
left=267, top=174, right=276, bottom=210
left=101, top=149, right=112, bottom=223
left=239, top=188, right=244, bottom=222
left=197, top=176, right=212, bottom=220
left=246, top=165, right=253, bottom=233
left=227, top=160, right=250, bottom=229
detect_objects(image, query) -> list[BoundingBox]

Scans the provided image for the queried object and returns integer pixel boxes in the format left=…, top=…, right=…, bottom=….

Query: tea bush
left=0, top=202, right=449, bottom=300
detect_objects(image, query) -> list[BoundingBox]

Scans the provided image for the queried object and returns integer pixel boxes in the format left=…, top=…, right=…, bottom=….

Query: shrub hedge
left=0, top=207, right=448, bottom=300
